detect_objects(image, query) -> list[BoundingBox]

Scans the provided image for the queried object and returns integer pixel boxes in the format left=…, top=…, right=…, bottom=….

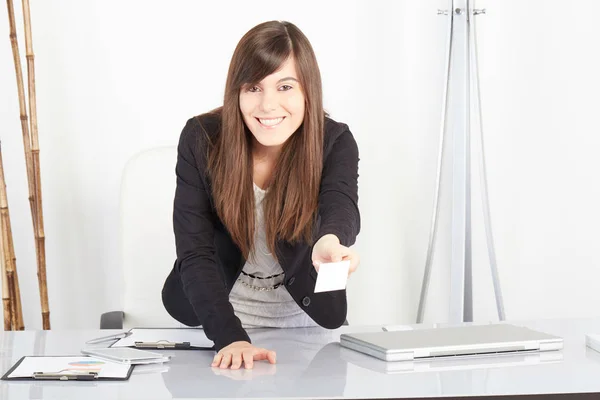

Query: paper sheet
left=7, top=356, right=130, bottom=379
left=314, top=260, right=350, bottom=293
left=112, top=328, right=213, bottom=348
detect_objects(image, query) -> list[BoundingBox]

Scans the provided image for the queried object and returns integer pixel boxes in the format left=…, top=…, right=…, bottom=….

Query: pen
left=33, top=371, right=98, bottom=380
left=85, top=331, right=132, bottom=344
left=135, top=341, right=191, bottom=349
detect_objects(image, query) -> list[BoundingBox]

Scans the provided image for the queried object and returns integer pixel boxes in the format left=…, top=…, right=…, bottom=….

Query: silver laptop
left=339, top=323, right=563, bottom=362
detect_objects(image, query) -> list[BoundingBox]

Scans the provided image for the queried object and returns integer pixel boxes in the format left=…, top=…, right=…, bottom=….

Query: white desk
left=2, top=318, right=600, bottom=399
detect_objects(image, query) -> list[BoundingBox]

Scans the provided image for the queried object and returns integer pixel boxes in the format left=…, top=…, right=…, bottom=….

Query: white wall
left=0, top=0, right=599, bottom=330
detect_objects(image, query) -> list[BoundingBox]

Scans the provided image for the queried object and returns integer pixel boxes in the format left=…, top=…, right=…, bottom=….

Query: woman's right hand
left=211, top=341, right=277, bottom=370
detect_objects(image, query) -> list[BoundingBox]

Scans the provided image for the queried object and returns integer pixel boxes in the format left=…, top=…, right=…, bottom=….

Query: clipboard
left=1, top=356, right=134, bottom=381
left=109, top=327, right=214, bottom=350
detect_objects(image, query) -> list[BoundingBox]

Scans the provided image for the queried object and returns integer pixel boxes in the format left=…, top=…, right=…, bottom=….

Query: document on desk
left=111, top=328, right=214, bottom=350
left=1, top=356, right=133, bottom=381
left=314, top=260, right=350, bottom=293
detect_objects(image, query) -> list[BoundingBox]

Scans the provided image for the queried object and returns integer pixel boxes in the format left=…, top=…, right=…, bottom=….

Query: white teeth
left=258, top=117, right=284, bottom=126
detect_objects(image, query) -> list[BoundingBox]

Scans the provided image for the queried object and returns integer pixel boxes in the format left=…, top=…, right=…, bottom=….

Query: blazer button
left=287, top=277, right=295, bottom=286
left=302, top=296, right=311, bottom=307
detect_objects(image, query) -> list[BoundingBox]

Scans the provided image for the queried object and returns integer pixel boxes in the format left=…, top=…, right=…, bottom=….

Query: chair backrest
left=119, top=146, right=183, bottom=328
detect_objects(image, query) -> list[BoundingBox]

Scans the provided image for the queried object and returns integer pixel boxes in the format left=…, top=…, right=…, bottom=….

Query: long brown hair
left=207, top=21, right=324, bottom=261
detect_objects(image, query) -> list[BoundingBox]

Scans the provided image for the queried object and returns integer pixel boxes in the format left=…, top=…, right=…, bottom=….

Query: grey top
left=3, top=318, right=600, bottom=399
left=229, top=184, right=319, bottom=329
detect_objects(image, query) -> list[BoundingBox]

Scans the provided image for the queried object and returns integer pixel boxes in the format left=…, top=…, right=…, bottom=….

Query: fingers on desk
left=211, top=348, right=277, bottom=370
left=242, top=351, right=255, bottom=369
left=259, top=349, right=277, bottom=365
left=219, top=353, right=232, bottom=368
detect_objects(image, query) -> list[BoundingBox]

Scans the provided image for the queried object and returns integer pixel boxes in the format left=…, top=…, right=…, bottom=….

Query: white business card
left=314, top=260, right=350, bottom=293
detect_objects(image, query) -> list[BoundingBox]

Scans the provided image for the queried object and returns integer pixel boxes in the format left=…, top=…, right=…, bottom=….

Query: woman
left=162, top=20, right=360, bottom=370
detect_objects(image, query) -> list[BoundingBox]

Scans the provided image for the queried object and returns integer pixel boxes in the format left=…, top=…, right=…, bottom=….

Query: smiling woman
left=239, top=61, right=305, bottom=150
left=161, top=20, right=361, bottom=370
left=238, top=58, right=306, bottom=189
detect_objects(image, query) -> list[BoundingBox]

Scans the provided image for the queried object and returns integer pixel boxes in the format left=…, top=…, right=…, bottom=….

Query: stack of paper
left=81, top=347, right=170, bottom=365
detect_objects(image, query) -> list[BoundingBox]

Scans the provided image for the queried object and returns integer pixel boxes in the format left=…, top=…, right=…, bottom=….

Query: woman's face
left=239, top=57, right=306, bottom=151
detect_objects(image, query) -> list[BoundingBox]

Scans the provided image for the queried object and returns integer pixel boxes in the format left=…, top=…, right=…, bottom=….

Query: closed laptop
left=339, top=323, right=563, bottom=362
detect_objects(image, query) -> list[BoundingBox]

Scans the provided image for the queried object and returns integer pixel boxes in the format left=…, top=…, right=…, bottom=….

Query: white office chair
left=100, top=146, right=183, bottom=329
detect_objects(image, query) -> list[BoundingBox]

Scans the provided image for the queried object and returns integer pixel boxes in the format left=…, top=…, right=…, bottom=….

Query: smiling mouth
left=256, top=117, right=285, bottom=128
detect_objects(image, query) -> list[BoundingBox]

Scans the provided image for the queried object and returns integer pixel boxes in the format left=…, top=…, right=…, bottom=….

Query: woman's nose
left=259, top=91, right=277, bottom=112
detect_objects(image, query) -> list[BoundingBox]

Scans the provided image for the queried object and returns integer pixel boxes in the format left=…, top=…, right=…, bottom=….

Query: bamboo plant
left=5, top=0, right=50, bottom=330
left=0, top=143, right=24, bottom=330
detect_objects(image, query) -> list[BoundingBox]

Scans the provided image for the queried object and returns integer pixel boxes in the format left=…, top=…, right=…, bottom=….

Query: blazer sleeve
left=173, top=118, right=250, bottom=351
left=316, top=128, right=361, bottom=247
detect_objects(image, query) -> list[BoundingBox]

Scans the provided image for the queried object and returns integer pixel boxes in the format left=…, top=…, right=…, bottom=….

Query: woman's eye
left=247, top=86, right=260, bottom=92
left=279, top=85, right=293, bottom=91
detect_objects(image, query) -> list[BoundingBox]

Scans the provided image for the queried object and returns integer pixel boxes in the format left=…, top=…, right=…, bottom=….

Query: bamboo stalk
left=21, top=0, right=50, bottom=330
left=31, top=155, right=49, bottom=329
left=0, top=223, right=11, bottom=330
left=6, top=0, right=36, bottom=227
left=6, top=0, right=31, bottom=331
left=2, top=189, right=24, bottom=331
left=0, top=143, right=14, bottom=330
left=12, top=261, right=24, bottom=330
left=7, top=272, right=17, bottom=329
left=0, top=146, right=23, bottom=330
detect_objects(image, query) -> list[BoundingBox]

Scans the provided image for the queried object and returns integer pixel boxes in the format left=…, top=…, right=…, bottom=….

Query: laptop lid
left=339, top=324, right=563, bottom=362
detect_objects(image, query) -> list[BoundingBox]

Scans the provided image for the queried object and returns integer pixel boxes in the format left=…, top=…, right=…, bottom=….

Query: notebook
left=339, top=323, right=563, bottom=362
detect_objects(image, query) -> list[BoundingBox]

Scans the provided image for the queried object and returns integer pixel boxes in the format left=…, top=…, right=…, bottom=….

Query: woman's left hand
left=311, top=234, right=360, bottom=276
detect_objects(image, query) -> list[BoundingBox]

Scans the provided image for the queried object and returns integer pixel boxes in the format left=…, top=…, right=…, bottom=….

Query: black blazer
left=171, top=113, right=360, bottom=351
